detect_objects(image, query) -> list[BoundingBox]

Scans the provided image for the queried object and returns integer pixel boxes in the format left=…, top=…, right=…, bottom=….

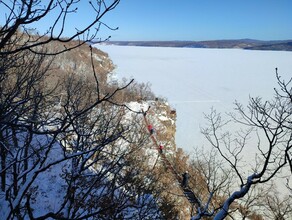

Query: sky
left=98, top=0, right=292, bottom=41
left=1, top=0, right=292, bottom=41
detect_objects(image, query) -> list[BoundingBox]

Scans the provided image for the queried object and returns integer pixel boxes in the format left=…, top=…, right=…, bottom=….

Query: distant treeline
left=94, top=39, right=292, bottom=51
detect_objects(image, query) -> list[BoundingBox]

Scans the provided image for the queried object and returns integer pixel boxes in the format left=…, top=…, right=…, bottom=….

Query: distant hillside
left=97, top=39, right=292, bottom=51
left=245, top=41, right=292, bottom=51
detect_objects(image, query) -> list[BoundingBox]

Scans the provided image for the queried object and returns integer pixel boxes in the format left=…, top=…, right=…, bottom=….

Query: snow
left=0, top=134, right=67, bottom=219
left=126, top=101, right=150, bottom=113
left=0, top=100, right=165, bottom=219
left=30, top=142, right=68, bottom=217
left=95, top=45, right=292, bottom=218
left=95, top=45, right=292, bottom=153
left=158, top=115, right=169, bottom=121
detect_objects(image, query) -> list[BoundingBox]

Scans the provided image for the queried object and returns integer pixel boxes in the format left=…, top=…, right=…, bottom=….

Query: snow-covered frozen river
left=96, top=45, right=292, bottom=153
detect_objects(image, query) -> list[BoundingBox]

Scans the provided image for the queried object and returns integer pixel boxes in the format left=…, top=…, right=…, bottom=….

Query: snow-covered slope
left=0, top=100, right=178, bottom=219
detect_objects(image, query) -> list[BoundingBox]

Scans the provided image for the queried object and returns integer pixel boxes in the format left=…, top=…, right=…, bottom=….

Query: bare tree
left=192, top=70, right=292, bottom=220
left=0, top=0, right=120, bottom=55
left=260, top=189, right=292, bottom=220
left=0, top=45, right=165, bottom=218
left=190, top=148, right=233, bottom=219
left=0, top=1, right=167, bottom=219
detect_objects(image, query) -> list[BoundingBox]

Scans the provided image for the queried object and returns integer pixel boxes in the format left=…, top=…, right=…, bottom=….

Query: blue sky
left=1, top=0, right=292, bottom=41
left=99, top=0, right=292, bottom=41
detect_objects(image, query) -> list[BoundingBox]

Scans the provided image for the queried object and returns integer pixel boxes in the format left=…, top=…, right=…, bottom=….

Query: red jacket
left=147, top=125, right=153, bottom=131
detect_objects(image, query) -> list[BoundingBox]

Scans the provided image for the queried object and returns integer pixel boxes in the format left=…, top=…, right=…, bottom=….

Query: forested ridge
left=102, top=39, right=292, bottom=51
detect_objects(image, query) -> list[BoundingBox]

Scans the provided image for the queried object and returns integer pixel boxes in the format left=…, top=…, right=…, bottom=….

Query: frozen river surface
left=96, top=45, right=292, bottom=153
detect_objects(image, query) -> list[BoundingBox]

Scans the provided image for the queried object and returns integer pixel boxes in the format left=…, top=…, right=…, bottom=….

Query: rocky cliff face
left=45, top=41, right=114, bottom=93
left=49, top=42, right=198, bottom=219
left=144, top=100, right=197, bottom=220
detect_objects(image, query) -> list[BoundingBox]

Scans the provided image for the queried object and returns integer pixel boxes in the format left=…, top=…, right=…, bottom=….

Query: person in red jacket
left=147, top=124, right=154, bottom=135
left=159, top=145, right=164, bottom=154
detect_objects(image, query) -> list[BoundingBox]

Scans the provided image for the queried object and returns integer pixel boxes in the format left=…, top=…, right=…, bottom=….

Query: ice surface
left=96, top=45, right=292, bottom=154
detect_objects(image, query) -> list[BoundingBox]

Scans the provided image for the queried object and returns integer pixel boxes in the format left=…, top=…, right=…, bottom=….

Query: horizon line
left=105, top=38, right=292, bottom=42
